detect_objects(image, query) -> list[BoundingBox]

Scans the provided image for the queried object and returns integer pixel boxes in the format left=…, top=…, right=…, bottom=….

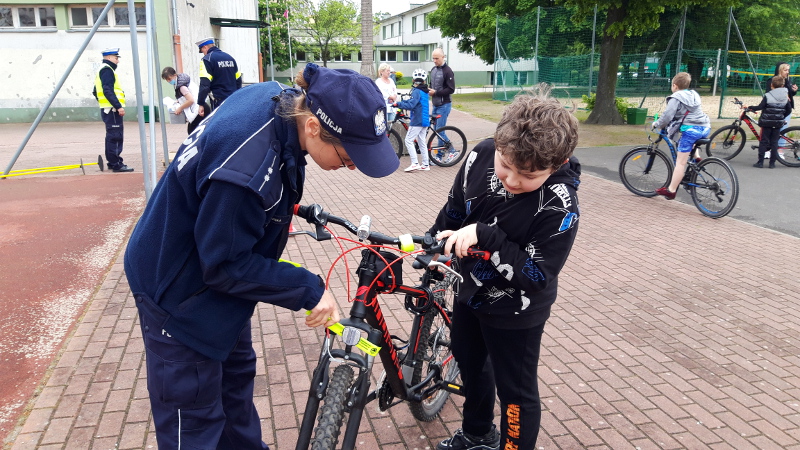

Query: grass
left=452, top=92, right=733, bottom=148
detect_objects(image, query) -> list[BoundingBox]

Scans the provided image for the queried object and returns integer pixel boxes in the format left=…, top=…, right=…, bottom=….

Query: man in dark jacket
left=196, top=37, right=243, bottom=117
left=92, top=48, right=133, bottom=172
left=429, top=48, right=456, bottom=145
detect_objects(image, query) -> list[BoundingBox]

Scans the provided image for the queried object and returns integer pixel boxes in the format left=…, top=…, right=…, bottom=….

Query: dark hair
left=161, top=66, right=177, bottom=80
left=274, top=71, right=341, bottom=146
left=494, top=84, right=578, bottom=172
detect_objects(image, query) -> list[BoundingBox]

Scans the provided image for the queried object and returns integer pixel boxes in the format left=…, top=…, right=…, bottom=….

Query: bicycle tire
left=705, top=125, right=746, bottom=160
left=388, top=129, right=405, bottom=158
left=618, top=146, right=672, bottom=197
left=310, top=364, right=354, bottom=450
left=776, top=126, right=800, bottom=167
left=688, top=157, right=739, bottom=219
left=408, top=272, right=460, bottom=422
left=428, top=126, right=468, bottom=167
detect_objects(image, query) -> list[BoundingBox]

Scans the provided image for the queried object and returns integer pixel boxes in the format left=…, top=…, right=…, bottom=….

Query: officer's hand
left=306, top=290, right=340, bottom=328
left=198, top=105, right=205, bottom=117
left=118, top=107, right=125, bottom=117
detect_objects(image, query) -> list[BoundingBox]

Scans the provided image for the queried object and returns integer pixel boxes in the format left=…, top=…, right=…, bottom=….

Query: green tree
left=292, top=0, right=360, bottom=67
left=259, top=0, right=295, bottom=75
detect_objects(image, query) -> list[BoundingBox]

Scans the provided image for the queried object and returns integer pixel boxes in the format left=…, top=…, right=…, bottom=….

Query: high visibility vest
left=94, top=64, right=126, bottom=108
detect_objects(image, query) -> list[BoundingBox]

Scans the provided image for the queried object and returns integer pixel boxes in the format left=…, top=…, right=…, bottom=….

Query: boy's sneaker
left=436, top=426, right=500, bottom=450
left=654, top=187, right=676, bottom=200
left=404, top=163, right=421, bottom=172
left=419, top=165, right=430, bottom=171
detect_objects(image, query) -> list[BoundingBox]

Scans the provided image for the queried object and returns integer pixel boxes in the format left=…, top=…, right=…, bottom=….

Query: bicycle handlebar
left=293, top=203, right=491, bottom=260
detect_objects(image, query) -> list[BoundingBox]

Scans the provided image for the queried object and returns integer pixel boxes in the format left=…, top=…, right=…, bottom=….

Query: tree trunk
left=586, top=6, right=627, bottom=125
left=360, top=0, right=375, bottom=77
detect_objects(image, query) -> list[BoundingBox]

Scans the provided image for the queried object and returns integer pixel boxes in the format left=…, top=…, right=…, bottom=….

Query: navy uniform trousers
left=100, top=109, right=125, bottom=169
left=137, top=294, right=269, bottom=450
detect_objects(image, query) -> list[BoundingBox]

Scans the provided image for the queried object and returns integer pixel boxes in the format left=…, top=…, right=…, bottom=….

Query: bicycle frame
left=293, top=204, right=477, bottom=450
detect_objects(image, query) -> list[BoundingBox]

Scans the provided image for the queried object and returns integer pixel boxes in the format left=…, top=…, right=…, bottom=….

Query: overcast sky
left=372, top=0, right=411, bottom=16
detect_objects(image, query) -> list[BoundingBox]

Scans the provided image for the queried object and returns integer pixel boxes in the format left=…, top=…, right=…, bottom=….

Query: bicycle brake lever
left=427, top=261, right=464, bottom=283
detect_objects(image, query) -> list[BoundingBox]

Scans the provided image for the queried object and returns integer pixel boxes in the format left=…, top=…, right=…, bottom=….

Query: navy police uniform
left=196, top=38, right=242, bottom=111
left=124, top=82, right=325, bottom=449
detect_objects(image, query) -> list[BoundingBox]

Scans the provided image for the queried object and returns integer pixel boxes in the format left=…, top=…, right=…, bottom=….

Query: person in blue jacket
left=394, top=68, right=431, bottom=172
left=124, top=62, right=399, bottom=450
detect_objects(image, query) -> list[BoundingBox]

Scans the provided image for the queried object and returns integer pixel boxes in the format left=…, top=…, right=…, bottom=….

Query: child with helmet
left=393, top=68, right=431, bottom=171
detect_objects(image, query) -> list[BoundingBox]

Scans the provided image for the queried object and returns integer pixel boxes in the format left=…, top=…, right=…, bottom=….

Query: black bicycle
left=293, top=204, right=490, bottom=450
left=619, top=127, right=740, bottom=218
left=387, top=94, right=468, bottom=167
left=705, top=97, right=800, bottom=167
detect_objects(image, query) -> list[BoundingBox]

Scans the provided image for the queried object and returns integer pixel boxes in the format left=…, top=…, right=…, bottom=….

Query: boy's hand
left=306, top=290, right=340, bottom=328
left=438, top=224, right=479, bottom=258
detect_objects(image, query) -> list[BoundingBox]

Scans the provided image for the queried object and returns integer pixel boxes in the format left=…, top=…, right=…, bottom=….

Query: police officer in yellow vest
left=195, top=37, right=242, bottom=117
left=93, top=48, right=133, bottom=172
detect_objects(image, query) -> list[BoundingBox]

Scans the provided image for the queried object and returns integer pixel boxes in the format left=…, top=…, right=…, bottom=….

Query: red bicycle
left=292, top=204, right=489, bottom=450
left=387, top=94, right=469, bottom=167
left=705, top=97, right=800, bottom=167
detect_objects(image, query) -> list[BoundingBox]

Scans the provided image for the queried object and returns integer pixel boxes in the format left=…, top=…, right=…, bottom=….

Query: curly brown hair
left=494, top=84, right=578, bottom=172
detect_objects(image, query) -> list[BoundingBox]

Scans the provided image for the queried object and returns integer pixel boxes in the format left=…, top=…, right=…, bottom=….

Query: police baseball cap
left=195, top=37, right=214, bottom=53
left=303, top=63, right=399, bottom=178
left=101, top=48, right=120, bottom=57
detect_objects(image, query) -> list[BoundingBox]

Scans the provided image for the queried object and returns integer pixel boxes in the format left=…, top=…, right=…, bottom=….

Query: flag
left=283, top=9, right=288, bottom=18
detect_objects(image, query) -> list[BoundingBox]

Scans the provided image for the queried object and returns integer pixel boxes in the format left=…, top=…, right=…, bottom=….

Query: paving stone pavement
left=4, top=111, right=800, bottom=449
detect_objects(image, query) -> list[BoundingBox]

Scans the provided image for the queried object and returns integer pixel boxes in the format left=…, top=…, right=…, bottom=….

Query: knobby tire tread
left=311, top=365, right=355, bottom=450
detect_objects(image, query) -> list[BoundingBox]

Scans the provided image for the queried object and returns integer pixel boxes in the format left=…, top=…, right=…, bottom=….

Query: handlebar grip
left=465, top=248, right=490, bottom=260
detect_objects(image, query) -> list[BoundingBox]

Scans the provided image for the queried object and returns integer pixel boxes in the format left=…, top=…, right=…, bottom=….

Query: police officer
left=93, top=48, right=133, bottom=172
left=195, top=37, right=242, bottom=117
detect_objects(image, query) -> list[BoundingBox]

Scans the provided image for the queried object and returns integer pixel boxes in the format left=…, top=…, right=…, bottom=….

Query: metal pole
left=534, top=6, right=540, bottom=86
left=676, top=7, right=686, bottom=76
left=145, top=0, right=158, bottom=192
left=718, top=7, right=733, bottom=119
left=589, top=5, right=597, bottom=96
left=149, top=2, right=171, bottom=167
left=713, top=48, right=721, bottom=96
left=263, top=0, right=275, bottom=80
left=129, top=0, right=153, bottom=198
left=3, top=0, right=116, bottom=176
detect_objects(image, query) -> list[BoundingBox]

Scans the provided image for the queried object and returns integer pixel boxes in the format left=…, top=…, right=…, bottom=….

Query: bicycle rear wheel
left=705, top=125, right=746, bottom=160
left=408, top=272, right=460, bottom=422
left=776, top=126, right=800, bottom=167
left=618, top=146, right=672, bottom=197
left=688, top=157, right=739, bottom=218
left=388, top=129, right=404, bottom=158
left=311, top=364, right=355, bottom=450
left=428, top=126, right=468, bottom=167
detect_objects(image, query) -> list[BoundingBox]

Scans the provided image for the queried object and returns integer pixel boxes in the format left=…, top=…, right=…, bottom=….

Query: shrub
left=582, top=93, right=635, bottom=120
left=394, top=71, right=404, bottom=85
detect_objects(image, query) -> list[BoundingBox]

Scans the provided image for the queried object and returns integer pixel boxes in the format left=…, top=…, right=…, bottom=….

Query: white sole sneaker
left=404, top=164, right=421, bottom=172
left=419, top=166, right=430, bottom=171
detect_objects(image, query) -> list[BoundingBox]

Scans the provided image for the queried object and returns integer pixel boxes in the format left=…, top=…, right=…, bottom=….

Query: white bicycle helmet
left=412, top=68, right=427, bottom=81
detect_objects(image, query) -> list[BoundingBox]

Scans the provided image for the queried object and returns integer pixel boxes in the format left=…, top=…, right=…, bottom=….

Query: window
left=412, top=16, right=417, bottom=33
left=403, top=51, right=419, bottom=62
left=382, top=25, right=387, bottom=39
left=295, top=51, right=306, bottom=61
left=69, top=5, right=145, bottom=28
left=0, top=6, right=56, bottom=29
left=382, top=22, right=400, bottom=39
left=380, top=50, right=396, bottom=62
left=333, top=52, right=346, bottom=62
left=354, top=51, right=362, bottom=62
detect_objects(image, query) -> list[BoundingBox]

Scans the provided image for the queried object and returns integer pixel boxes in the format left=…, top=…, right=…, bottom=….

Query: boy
left=393, top=68, right=431, bottom=171
left=431, top=88, right=581, bottom=450
left=747, top=76, right=793, bottom=168
left=653, top=72, right=711, bottom=200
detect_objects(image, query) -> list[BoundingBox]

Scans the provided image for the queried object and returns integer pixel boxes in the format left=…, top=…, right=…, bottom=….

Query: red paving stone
left=3, top=111, right=800, bottom=448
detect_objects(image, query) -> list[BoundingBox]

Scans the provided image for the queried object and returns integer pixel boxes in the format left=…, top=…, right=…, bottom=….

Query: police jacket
left=198, top=46, right=243, bottom=108
left=124, top=82, right=325, bottom=361
left=751, top=87, right=792, bottom=129
left=395, top=83, right=430, bottom=127
left=93, top=59, right=125, bottom=110
left=429, top=140, right=581, bottom=329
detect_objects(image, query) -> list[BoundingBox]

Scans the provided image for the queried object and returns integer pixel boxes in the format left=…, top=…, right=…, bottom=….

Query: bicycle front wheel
left=428, top=126, right=468, bottom=167
left=408, top=272, right=460, bottom=422
left=689, top=157, right=739, bottom=219
left=388, top=129, right=405, bottom=158
left=618, top=146, right=672, bottom=197
left=776, top=126, right=800, bottom=167
left=705, top=125, right=746, bottom=160
left=311, top=364, right=354, bottom=450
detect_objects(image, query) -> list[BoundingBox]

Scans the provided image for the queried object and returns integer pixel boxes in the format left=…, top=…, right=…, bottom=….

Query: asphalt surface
left=2, top=110, right=800, bottom=449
